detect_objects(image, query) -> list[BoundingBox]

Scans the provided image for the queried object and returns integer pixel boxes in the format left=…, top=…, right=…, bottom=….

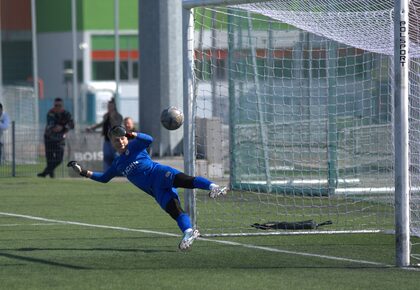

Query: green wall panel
left=92, top=35, right=138, bottom=50
left=37, top=0, right=83, bottom=32
left=119, top=0, right=138, bottom=30
left=36, top=0, right=137, bottom=32
left=83, top=0, right=138, bottom=30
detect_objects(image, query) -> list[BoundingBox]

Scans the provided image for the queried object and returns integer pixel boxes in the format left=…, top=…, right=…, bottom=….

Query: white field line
left=1, top=211, right=419, bottom=270
left=0, top=212, right=179, bottom=238
left=197, top=237, right=391, bottom=267
left=0, top=223, right=59, bottom=227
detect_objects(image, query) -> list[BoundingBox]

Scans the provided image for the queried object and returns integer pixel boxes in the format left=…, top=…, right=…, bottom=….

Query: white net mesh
left=192, top=9, right=390, bottom=230
left=234, top=0, right=420, bottom=56
left=1, top=86, right=39, bottom=164
left=189, top=1, right=420, bottom=263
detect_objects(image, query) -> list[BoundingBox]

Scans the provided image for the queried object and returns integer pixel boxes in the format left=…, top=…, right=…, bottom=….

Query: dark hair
left=54, top=97, right=63, bottom=102
left=0, top=103, right=3, bottom=109
left=108, top=125, right=126, bottom=139
left=108, top=97, right=115, bottom=104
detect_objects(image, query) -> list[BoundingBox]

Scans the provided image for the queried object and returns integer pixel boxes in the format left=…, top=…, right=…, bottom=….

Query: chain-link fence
left=0, top=126, right=107, bottom=178
left=0, top=86, right=106, bottom=177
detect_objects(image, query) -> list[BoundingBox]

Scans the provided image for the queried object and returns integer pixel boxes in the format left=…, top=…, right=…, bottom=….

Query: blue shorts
left=151, top=164, right=182, bottom=210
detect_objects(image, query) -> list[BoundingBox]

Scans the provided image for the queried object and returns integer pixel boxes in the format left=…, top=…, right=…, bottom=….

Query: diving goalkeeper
left=68, top=125, right=227, bottom=251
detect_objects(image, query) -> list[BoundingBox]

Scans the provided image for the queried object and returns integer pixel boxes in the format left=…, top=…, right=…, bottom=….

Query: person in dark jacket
left=38, top=98, right=74, bottom=178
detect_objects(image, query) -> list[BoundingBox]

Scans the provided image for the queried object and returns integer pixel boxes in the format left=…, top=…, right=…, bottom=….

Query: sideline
left=1, top=211, right=418, bottom=270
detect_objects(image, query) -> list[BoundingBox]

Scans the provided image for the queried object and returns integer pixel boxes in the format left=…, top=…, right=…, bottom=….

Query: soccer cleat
left=209, top=185, right=227, bottom=199
left=37, top=172, right=47, bottom=178
left=178, top=229, right=200, bottom=251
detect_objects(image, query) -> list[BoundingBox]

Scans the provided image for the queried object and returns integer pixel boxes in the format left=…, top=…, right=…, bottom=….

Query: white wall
left=37, top=32, right=81, bottom=100
left=86, top=81, right=139, bottom=123
left=37, top=32, right=139, bottom=123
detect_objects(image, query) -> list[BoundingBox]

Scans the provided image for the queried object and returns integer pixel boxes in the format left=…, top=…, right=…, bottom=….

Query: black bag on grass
left=251, top=220, right=332, bottom=230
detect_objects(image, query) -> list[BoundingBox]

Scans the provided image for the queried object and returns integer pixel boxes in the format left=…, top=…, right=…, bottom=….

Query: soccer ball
left=160, top=106, right=184, bottom=130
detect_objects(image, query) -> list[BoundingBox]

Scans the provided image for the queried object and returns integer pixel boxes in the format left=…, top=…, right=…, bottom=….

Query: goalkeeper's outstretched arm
left=67, top=161, right=92, bottom=178
left=67, top=161, right=117, bottom=183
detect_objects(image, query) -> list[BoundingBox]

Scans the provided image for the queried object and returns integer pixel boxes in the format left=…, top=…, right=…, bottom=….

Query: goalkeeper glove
left=67, top=161, right=89, bottom=177
left=125, top=131, right=135, bottom=140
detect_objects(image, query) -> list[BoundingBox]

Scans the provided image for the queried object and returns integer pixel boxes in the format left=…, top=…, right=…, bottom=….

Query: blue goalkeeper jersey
left=90, top=133, right=180, bottom=200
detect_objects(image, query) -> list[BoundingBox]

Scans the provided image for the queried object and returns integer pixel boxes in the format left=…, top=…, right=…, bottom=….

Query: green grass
left=195, top=190, right=395, bottom=236
left=0, top=178, right=419, bottom=290
left=0, top=159, right=69, bottom=178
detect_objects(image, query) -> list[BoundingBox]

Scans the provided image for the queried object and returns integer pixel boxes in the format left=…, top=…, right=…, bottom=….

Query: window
left=92, top=61, right=131, bottom=81
left=92, top=61, right=115, bottom=81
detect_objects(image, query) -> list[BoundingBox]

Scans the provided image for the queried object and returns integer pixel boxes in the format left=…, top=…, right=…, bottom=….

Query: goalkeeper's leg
left=173, top=172, right=227, bottom=198
left=165, top=197, right=199, bottom=251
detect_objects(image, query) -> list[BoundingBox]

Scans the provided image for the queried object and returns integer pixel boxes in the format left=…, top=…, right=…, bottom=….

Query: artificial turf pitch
left=0, top=177, right=419, bottom=290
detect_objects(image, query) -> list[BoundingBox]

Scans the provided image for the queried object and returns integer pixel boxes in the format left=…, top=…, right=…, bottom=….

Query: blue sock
left=193, top=176, right=212, bottom=190
left=176, top=213, right=192, bottom=232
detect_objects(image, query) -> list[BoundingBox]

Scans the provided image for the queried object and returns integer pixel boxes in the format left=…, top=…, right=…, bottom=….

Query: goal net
left=0, top=86, right=39, bottom=165
left=186, top=0, right=420, bottom=263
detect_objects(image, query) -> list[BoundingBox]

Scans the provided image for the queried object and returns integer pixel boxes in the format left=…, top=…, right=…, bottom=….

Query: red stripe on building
left=92, top=50, right=139, bottom=61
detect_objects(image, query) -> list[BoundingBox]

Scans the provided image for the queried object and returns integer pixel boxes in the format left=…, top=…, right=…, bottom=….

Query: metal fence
left=0, top=122, right=106, bottom=178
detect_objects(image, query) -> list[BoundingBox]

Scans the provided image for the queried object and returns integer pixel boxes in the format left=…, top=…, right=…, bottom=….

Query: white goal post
left=182, top=0, right=419, bottom=267
left=394, top=0, right=410, bottom=268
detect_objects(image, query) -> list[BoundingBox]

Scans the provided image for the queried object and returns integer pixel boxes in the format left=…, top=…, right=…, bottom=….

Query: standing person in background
left=38, top=98, right=74, bottom=178
left=86, top=97, right=123, bottom=170
left=0, top=103, right=11, bottom=164
left=123, top=116, right=136, bottom=133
